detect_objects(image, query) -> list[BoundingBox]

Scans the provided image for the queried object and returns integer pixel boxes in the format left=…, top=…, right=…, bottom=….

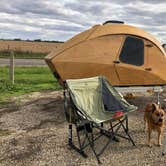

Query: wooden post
left=9, top=50, right=14, bottom=84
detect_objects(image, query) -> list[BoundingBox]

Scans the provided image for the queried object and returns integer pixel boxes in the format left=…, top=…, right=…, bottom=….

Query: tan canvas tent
left=45, top=21, right=166, bottom=86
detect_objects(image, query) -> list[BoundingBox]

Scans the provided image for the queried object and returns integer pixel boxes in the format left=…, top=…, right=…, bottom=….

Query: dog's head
left=150, top=103, right=165, bottom=126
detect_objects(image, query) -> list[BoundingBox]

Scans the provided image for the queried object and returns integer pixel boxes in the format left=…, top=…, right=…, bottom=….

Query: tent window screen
left=119, top=36, right=144, bottom=66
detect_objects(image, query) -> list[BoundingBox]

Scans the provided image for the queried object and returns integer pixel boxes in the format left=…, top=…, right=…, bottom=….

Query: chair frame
left=63, top=84, right=136, bottom=164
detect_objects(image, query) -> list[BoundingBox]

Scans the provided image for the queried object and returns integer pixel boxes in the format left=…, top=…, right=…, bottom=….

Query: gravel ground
left=0, top=90, right=166, bottom=166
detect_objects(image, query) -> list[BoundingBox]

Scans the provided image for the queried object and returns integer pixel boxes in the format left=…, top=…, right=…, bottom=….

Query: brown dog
left=144, top=103, right=165, bottom=147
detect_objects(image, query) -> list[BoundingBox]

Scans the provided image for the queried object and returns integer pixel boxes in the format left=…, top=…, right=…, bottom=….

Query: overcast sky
left=0, top=0, right=165, bottom=43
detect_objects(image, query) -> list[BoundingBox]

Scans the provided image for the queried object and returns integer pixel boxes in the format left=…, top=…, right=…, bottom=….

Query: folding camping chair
left=63, top=76, right=137, bottom=164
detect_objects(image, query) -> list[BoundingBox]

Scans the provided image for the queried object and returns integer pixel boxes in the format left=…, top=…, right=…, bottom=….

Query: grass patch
left=0, top=51, right=46, bottom=59
left=0, top=66, right=61, bottom=103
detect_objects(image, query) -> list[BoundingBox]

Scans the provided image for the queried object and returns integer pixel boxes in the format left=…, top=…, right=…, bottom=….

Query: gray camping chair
left=64, top=76, right=137, bottom=164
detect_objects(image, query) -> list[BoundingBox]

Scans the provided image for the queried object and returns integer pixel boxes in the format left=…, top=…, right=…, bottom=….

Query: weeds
left=0, top=66, right=61, bottom=103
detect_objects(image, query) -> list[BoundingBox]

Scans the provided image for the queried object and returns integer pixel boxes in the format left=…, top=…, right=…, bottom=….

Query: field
left=0, top=66, right=61, bottom=104
left=0, top=40, right=63, bottom=54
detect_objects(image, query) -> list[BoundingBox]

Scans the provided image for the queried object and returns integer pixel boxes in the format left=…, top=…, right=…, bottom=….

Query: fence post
left=9, top=50, right=14, bottom=84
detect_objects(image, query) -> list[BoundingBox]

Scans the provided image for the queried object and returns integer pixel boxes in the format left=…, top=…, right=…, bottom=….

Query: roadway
left=0, top=58, right=46, bottom=66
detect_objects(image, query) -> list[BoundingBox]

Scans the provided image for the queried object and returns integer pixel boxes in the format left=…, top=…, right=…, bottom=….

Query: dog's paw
left=148, top=143, right=152, bottom=147
left=157, top=143, right=163, bottom=146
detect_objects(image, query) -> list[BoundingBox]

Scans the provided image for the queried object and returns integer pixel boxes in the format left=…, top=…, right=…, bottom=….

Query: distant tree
left=34, top=39, right=42, bottom=42
left=50, top=40, right=64, bottom=43
left=162, top=44, right=166, bottom=48
left=14, top=38, right=21, bottom=41
left=41, top=40, right=64, bottom=43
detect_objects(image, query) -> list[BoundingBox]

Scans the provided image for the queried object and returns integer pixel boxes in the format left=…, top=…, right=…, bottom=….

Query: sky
left=0, top=0, right=166, bottom=43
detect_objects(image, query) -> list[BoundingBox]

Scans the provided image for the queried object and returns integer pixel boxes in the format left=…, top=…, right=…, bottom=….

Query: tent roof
left=46, top=23, right=165, bottom=60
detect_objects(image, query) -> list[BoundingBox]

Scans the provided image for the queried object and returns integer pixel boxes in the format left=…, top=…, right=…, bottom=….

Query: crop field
left=0, top=40, right=63, bottom=54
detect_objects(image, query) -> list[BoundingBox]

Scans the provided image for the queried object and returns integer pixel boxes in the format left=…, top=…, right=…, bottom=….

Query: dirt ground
left=0, top=90, right=166, bottom=166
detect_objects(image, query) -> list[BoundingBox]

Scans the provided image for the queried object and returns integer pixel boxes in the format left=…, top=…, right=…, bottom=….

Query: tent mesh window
left=119, top=36, right=144, bottom=66
left=102, top=79, right=125, bottom=112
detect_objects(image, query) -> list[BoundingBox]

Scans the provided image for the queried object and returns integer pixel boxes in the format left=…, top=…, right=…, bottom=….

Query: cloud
left=0, top=0, right=165, bottom=43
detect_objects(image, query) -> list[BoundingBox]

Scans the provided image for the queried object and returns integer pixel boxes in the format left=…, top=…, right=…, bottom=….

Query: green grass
left=0, top=66, right=61, bottom=103
left=0, top=51, right=46, bottom=59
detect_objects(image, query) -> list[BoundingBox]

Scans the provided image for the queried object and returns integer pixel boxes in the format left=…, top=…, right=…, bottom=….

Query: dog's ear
left=161, top=105, right=166, bottom=112
left=151, top=103, right=158, bottom=112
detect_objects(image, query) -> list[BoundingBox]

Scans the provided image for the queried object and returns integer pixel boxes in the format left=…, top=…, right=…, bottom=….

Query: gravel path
left=0, top=90, right=166, bottom=166
left=0, top=58, right=46, bottom=66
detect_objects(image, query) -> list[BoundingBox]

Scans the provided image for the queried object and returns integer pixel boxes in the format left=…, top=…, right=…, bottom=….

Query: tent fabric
left=46, top=24, right=165, bottom=60
left=45, top=23, right=166, bottom=86
left=66, top=76, right=137, bottom=123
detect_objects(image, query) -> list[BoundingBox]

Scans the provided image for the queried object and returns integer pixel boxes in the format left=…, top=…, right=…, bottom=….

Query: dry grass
left=0, top=90, right=166, bottom=166
left=0, top=40, right=63, bottom=54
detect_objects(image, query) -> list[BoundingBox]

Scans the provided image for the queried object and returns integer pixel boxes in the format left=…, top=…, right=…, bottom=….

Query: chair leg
left=84, top=127, right=101, bottom=164
left=68, top=124, right=72, bottom=145
left=69, top=143, right=88, bottom=158
left=91, top=132, right=94, bottom=147
left=100, top=123, right=104, bottom=134
left=76, top=128, right=83, bottom=149
left=111, top=117, right=135, bottom=146
left=68, top=124, right=88, bottom=158
left=121, top=120, right=136, bottom=146
left=125, top=116, right=129, bottom=132
left=110, top=121, right=120, bottom=142
left=124, top=116, right=135, bottom=146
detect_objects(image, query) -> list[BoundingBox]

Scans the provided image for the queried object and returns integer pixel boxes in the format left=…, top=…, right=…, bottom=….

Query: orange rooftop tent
left=45, top=21, right=166, bottom=86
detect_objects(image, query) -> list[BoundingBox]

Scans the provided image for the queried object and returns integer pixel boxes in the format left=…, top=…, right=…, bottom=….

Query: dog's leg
left=144, top=116, right=147, bottom=132
left=148, top=127, right=152, bottom=147
left=157, top=129, right=162, bottom=146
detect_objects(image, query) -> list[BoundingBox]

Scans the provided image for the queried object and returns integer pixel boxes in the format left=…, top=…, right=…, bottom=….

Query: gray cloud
left=82, top=0, right=166, bottom=4
left=65, top=2, right=106, bottom=16
left=0, top=0, right=165, bottom=43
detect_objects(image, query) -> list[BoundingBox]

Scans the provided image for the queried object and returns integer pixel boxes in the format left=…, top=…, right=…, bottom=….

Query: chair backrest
left=66, top=76, right=137, bottom=123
